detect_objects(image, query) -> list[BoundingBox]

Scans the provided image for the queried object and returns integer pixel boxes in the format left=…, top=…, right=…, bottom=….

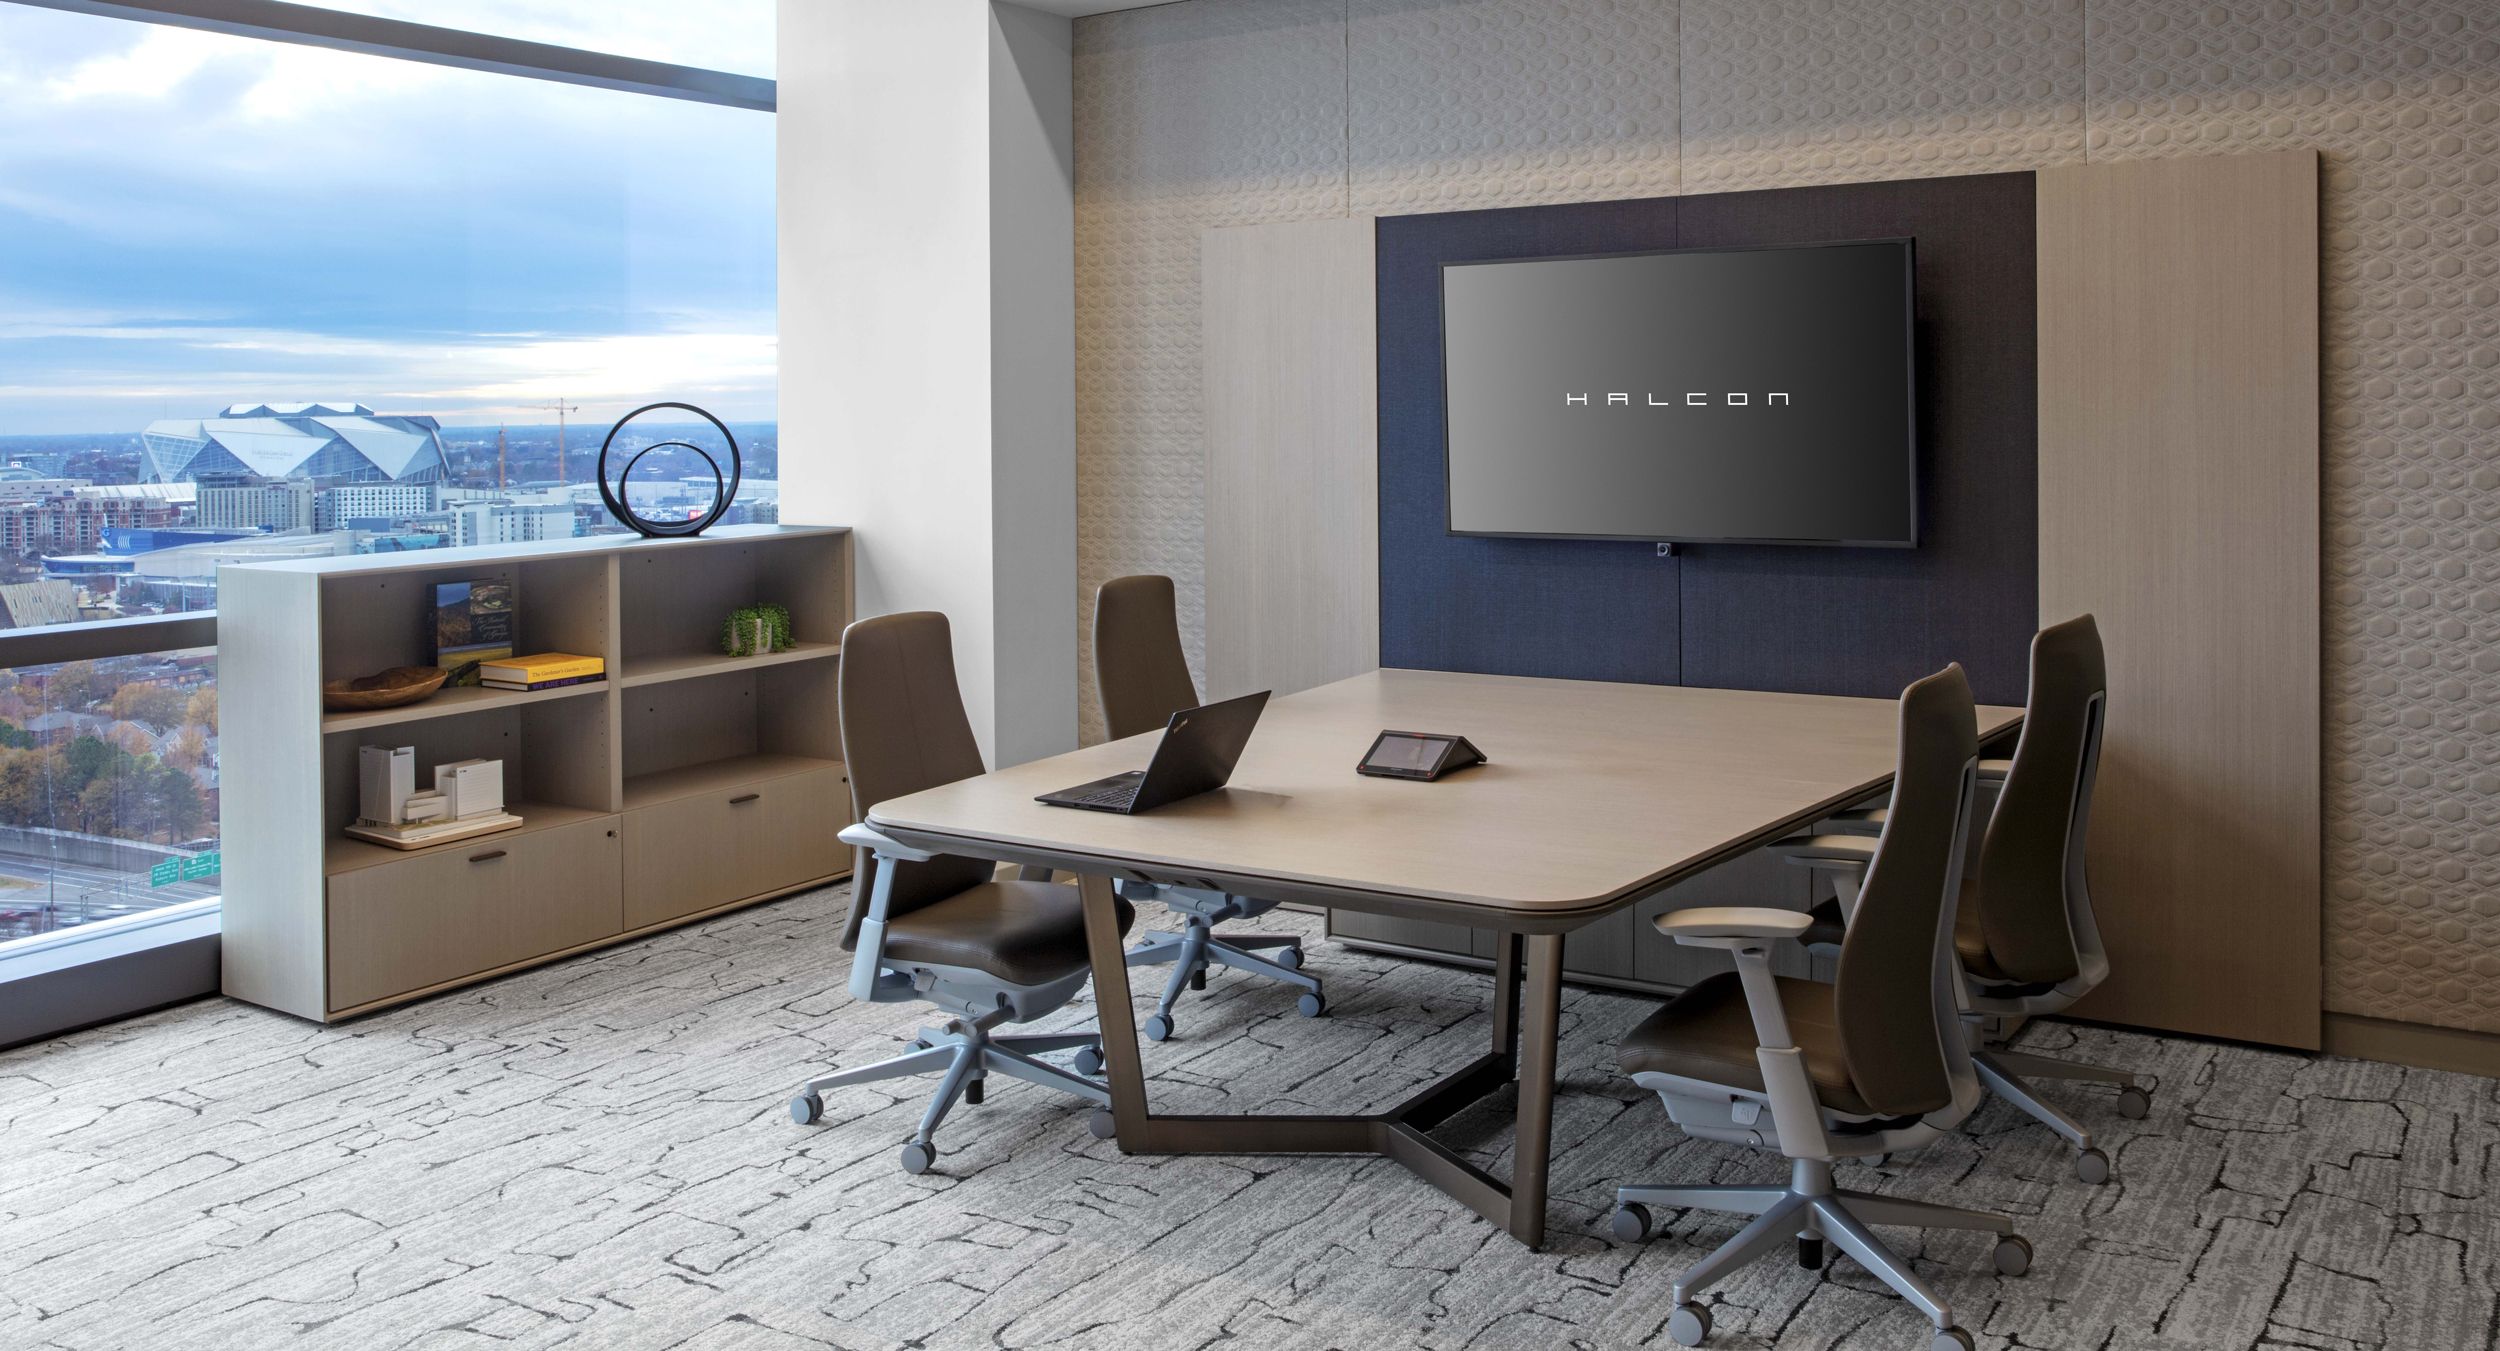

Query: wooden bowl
left=323, top=666, right=449, bottom=711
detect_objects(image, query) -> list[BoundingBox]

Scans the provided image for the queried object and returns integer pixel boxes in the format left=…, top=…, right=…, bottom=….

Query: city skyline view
left=0, top=3, right=777, bottom=436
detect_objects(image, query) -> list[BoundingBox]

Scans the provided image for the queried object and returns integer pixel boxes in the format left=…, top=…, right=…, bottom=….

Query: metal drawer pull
left=729, top=793, right=762, bottom=805
left=469, top=849, right=508, bottom=863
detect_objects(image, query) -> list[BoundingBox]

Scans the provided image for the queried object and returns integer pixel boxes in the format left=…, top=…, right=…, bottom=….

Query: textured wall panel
left=1680, top=0, right=2087, bottom=191
left=2087, top=0, right=2500, bottom=1033
left=1072, top=0, right=1349, bottom=742
left=1348, top=0, right=1681, bottom=213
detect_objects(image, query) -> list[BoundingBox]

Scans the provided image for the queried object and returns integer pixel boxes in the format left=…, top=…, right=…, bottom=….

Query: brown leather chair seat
left=877, top=879, right=1136, bottom=987
left=1616, top=972, right=1878, bottom=1117
left=1802, top=877, right=2005, bottom=980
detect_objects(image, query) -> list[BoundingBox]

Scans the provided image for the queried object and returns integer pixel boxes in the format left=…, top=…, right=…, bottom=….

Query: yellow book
left=479, top=652, right=604, bottom=682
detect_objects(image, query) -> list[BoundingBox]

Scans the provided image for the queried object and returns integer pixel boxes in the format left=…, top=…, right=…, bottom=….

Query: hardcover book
left=432, top=579, right=515, bottom=686
left=479, top=652, right=603, bottom=683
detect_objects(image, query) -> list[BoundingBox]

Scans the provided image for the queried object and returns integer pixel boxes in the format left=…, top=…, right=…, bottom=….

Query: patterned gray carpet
left=2, top=884, right=2494, bottom=1351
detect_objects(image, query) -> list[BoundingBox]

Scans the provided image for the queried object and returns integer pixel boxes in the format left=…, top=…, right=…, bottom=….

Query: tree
left=108, top=682, right=187, bottom=730
left=0, top=720, right=31, bottom=750
left=185, top=685, right=218, bottom=735
left=44, top=661, right=111, bottom=711
left=147, top=763, right=205, bottom=843
left=165, top=724, right=209, bottom=772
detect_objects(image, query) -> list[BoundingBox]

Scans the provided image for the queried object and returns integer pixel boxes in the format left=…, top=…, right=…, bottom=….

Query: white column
left=778, top=0, right=1077, bottom=767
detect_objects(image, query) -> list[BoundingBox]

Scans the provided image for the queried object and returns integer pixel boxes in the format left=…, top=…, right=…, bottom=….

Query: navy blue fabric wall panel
left=1376, top=172, right=2038, bottom=706
left=1376, top=197, right=1685, bottom=683
left=1672, top=174, right=2038, bottom=705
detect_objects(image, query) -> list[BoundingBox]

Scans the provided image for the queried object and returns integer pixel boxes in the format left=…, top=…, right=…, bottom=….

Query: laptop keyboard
left=1069, top=781, right=1142, bottom=809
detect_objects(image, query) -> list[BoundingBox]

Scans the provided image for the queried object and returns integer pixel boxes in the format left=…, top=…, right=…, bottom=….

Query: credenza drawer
left=622, top=764, right=850, bottom=929
left=327, top=815, right=623, bottom=1012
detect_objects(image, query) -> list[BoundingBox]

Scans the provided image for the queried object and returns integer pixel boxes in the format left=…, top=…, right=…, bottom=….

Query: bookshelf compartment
left=327, top=813, right=622, bottom=1012
left=623, top=762, right=848, bottom=929
left=618, top=531, right=847, bottom=672
left=320, top=684, right=613, bottom=867
left=316, top=552, right=611, bottom=690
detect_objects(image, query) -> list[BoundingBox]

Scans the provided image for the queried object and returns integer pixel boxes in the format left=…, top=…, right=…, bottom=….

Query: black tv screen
left=1440, top=239, right=1917, bottom=546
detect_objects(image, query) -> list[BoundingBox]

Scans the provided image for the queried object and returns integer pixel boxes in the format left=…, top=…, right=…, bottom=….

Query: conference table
left=866, top=668, right=2023, bottom=1249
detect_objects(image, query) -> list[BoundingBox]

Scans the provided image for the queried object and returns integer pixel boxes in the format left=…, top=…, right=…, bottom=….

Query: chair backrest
left=1835, top=663, right=1980, bottom=1118
left=1975, top=614, right=2109, bottom=985
left=836, top=611, right=997, bottom=950
left=1094, top=574, right=1200, bottom=740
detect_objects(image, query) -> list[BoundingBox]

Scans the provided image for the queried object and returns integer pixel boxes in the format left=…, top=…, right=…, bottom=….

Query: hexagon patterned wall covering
left=1071, top=0, right=2500, bottom=1035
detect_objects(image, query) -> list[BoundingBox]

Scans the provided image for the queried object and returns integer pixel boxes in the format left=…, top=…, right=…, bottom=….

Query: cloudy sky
left=0, top=1, right=775, bottom=435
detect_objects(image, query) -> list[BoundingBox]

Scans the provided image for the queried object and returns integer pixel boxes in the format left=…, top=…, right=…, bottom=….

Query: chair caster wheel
left=1931, top=1328, right=1975, bottom=1351
left=1665, top=1301, right=1711, bottom=1346
left=1087, top=1108, right=1119, bottom=1140
left=1798, top=1236, right=1825, bottom=1270
left=1073, top=1045, right=1105, bottom=1077
left=899, top=1141, right=938, bottom=1174
left=2118, top=1085, right=2152, bottom=1120
left=1994, top=1233, right=2033, bottom=1277
left=788, top=1092, right=823, bottom=1126
left=2076, top=1147, right=2111, bottom=1185
left=1275, top=947, right=1304, bottom=971
left=1296, top=992, right=1326, bottom=1018
left=1143, top=1014, right=1175, bottom=1042
left=1189, top=968, right=1207, bottom=992
left=1609, top=1202, right=1652, bottom=1244
left=965, top=1079, right=984, bottom=1106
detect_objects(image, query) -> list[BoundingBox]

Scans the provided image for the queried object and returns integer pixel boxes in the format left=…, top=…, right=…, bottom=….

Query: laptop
left=1037, top=689, right=1271, bottom=814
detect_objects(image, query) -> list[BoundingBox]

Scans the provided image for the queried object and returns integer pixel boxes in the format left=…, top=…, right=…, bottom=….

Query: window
left=0, top=642, right=219, bottom=944
left=0, top=1, right=776, bottom=622
left=0, top=0, right=775, bottom=1041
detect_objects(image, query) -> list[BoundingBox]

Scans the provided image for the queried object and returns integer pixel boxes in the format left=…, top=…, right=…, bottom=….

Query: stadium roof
left=142, top=403, right=449, bottom=485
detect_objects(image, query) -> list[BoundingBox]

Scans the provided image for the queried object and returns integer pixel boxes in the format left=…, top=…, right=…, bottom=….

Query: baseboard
left=2321, top=1012, right=2500, bottom=1079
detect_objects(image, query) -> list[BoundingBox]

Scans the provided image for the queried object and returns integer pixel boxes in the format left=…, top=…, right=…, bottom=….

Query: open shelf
left=619, top=642, right=839, bottom=689
left=624, top=753, right=844, bottom=811
left=321, top=677, right=609, bottom=733
left=324, top=800, right=611, bottom=876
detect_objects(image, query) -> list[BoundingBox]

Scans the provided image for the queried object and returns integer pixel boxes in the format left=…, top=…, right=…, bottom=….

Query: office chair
left=1783, top=616, right=2151, bottom=1184
left=1610, top=665, right=2029, bottom=1351
left=1090, top=574, right=1323, bottom=1040
left=789, top=611, right=1132, bottom=1173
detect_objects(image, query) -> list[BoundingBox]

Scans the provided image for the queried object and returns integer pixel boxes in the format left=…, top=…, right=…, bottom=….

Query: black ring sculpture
left=596, top=402, right=742, bottom=538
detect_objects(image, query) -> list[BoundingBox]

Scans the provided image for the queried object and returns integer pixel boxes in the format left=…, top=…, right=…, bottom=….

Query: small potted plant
left=722, top=603, right=794, bottom=657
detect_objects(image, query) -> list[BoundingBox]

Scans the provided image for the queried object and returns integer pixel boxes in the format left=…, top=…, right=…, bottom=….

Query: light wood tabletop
left=869, top=668, right=2022, bottom=921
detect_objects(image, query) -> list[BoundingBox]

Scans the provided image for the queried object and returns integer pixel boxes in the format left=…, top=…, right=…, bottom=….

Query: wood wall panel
left=1201, top=216, right=1380, bottom=702
left=2037, top=150, right=2322, bottom=1049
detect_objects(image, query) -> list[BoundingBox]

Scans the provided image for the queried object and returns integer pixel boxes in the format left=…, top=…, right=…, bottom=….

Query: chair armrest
left=840, top=821, right=935, bottom=863
left=1653, top=906, right=1814, bottom=948
left=1977, top=757, right=2012, bottom=785
left=1773, top=833, right=1877, bottom=872
left=1816, top=805, right=1886, bottom=835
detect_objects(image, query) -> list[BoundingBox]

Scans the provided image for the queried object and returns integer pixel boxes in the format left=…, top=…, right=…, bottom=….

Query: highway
left=0, top=843, right=219, bottom=938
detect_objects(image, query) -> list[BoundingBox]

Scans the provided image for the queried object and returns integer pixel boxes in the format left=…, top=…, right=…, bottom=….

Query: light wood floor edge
left=2320, top=1012, right=2500, bottom=1079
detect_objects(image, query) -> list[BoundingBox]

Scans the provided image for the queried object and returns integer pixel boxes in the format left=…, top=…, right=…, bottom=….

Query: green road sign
left=182, top=852, right=220, bottom=880
left=149, top=859, right=180, bottom=887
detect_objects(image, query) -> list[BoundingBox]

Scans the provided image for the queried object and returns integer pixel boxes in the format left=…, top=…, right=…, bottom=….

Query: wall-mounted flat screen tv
left=1441, top=239, right=1917, bottom=546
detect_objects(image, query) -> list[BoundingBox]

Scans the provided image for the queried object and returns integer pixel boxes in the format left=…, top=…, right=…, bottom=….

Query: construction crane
left=535, top=399, right=580, bottom=483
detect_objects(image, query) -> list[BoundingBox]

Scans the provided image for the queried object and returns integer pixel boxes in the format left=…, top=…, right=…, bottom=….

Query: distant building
left=140, top=402, right=450, bottom=486
left=422, top=502, right=576, bottom=548
left=198, top=476, right=316, bottom=533
left=0, top=493, right=180, bottom=556
left=0, top=468, right=89, bottom=503
left=315, top=480, right=441, bottom=530
left=0, top=580, right=80, bottom=629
